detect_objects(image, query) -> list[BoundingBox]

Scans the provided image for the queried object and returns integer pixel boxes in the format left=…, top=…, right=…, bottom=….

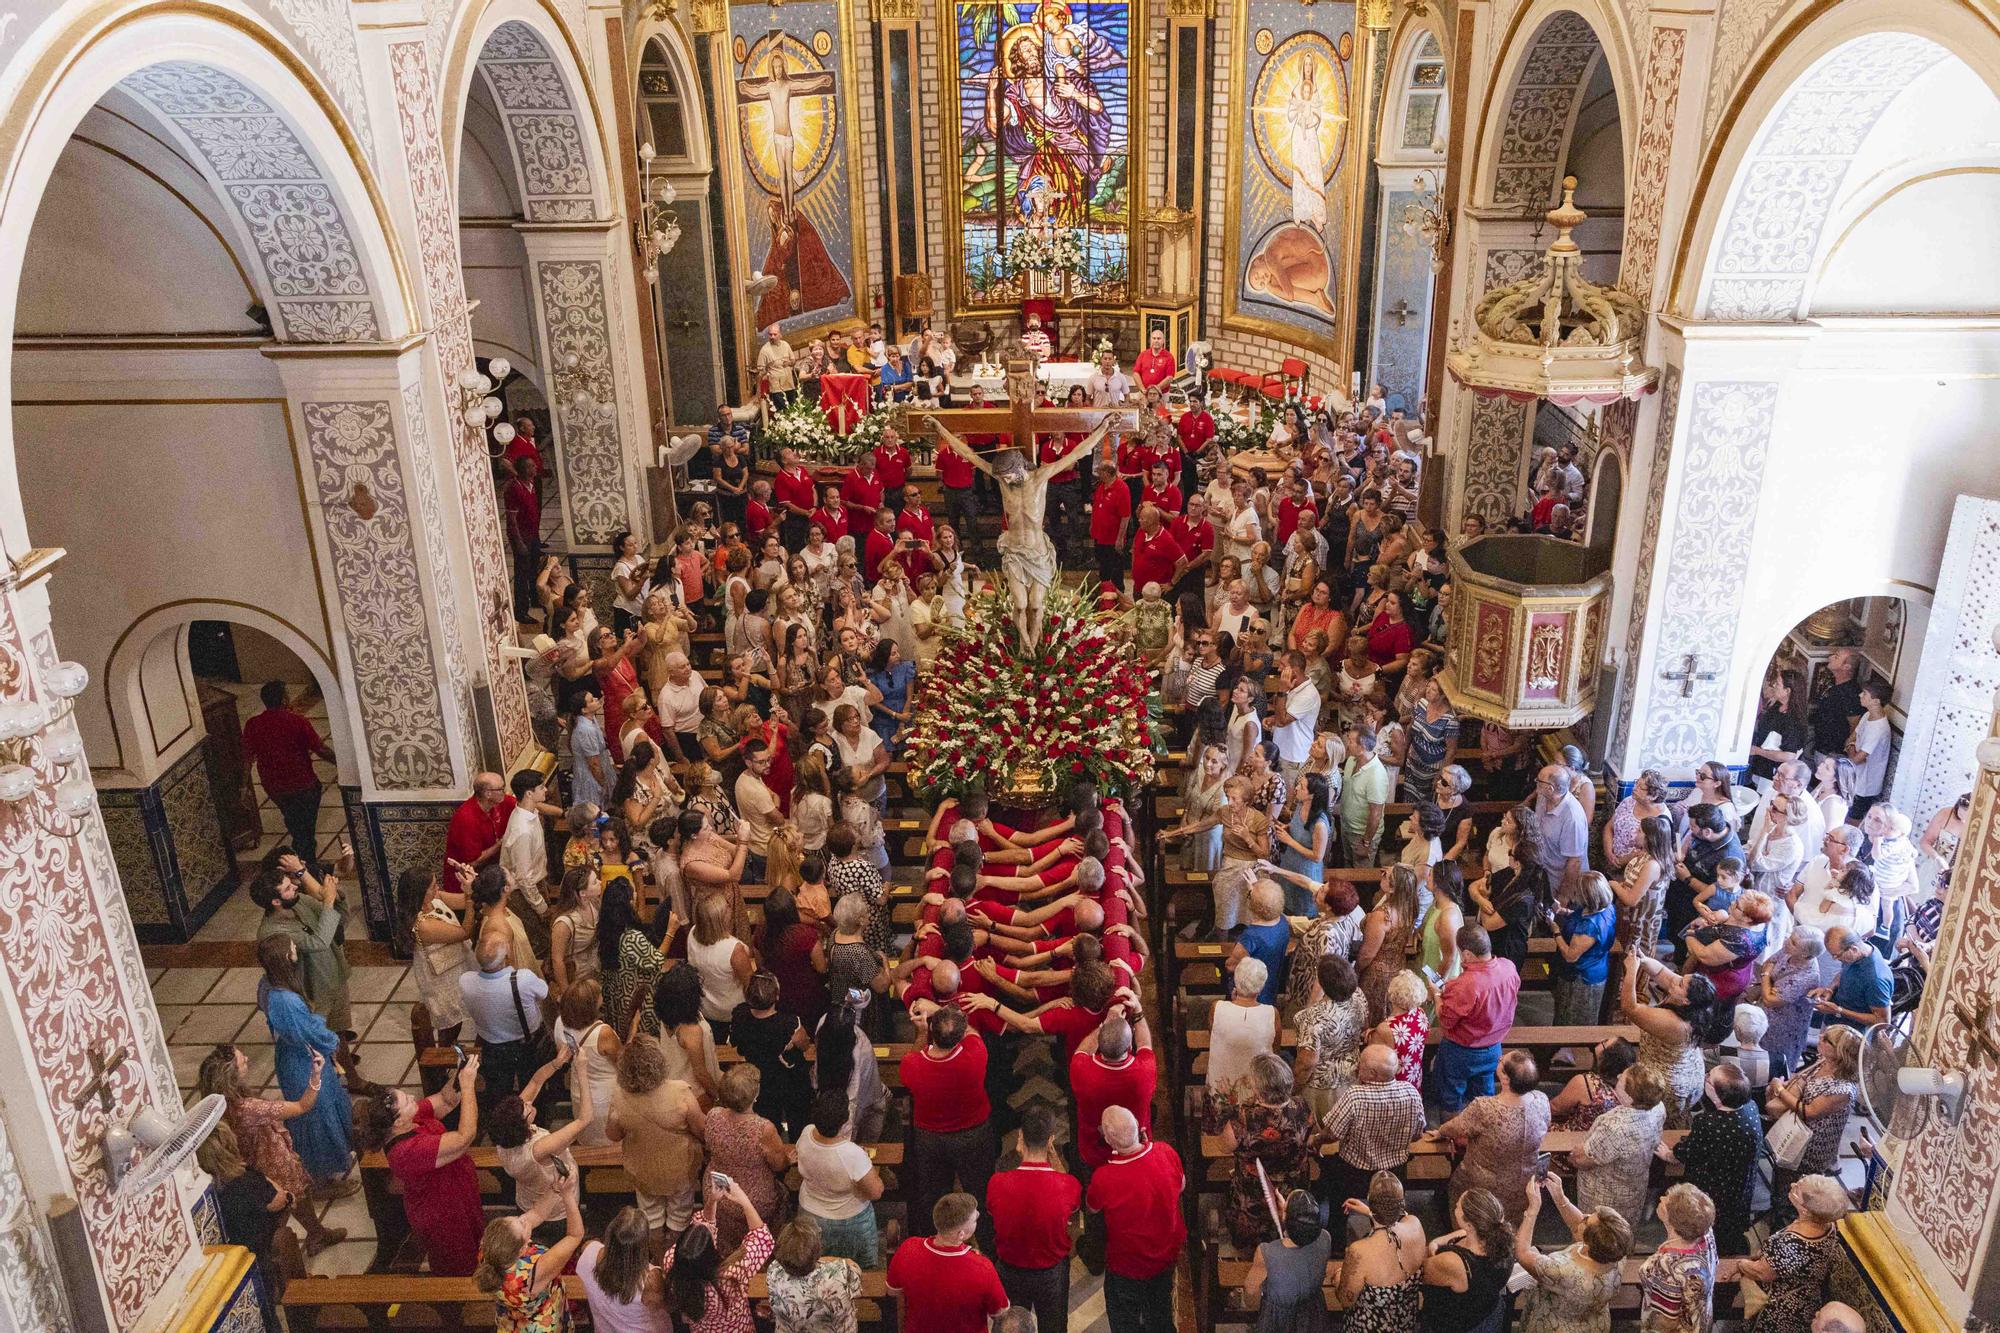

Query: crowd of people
left=202, top=324, right=1950, bottom=1333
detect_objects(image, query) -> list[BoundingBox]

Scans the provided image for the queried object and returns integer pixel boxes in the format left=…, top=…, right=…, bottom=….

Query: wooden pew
left=1183, top=1021, right=1640, bottom=1079
left=283, top=1271, right=896, bottom=1331
left=1208, top=1254, right=1740, bottom=1321
left=356, top=1141, right=904, bottom=1271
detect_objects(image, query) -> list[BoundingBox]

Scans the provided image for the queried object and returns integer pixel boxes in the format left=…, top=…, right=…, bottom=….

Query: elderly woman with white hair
left=1205, top=956, right=1280, bottom=1100
left=1738, top=1174, right=1850, bottom=1333
left=1757, top=924, right=1826, bottom=1075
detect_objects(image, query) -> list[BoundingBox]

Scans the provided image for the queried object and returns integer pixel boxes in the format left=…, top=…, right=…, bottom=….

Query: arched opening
left=637, top=34, right=727, bottom=428
left=1455, top=7, right=1630, bottom=532
left=449, top=9, right=626, bottom=576
left=8, top=37, right=408, bottom=960
left=1584, top=448, right=1621, bottom=555
left=1746, top=596, right=1921, bottom=814
left=1368, top=27, right=1448, bottom=417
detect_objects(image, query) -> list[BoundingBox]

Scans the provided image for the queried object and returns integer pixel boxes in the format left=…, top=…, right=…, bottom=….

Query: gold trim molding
left=1166, top=0, right=1214, bottom=17
left=1839, top=1213, right=1959, bottom=1333
left=875, top=0, right=922, bottom=18
left=168, top=1246, right=256, bottom=1333
left=692, top=0, right=728, bottom=35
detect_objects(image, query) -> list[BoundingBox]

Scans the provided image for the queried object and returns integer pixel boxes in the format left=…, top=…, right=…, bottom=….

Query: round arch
left=1468, top=0, right=1636, bottom=214
left=441, top=0, right=616, bottom=223
left=1726, top=580, right=1933, bottom=757
left=1669, top=0, right=2000, bottom=317
left=103, top=601, right=360, bottom=787
left=0, top=7, right=419, bottom=553
left=633, top=20, right=715, bottom=176
left=1380, top=20, right=1451, bottom=160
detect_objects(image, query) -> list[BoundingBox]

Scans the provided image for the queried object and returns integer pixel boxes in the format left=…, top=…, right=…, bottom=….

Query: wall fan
left=78, top=1045, right=226, bottom=1198
left=1858, top=1021, right=1966, bottom=1145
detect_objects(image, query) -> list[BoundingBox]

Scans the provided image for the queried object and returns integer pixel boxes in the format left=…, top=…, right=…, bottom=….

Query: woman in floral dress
left=1369, top=970, right=1430, bottom=1093
left=1574, top=1065, right=1667, bottom=1228
left=766, top=1217, right=863, bottom=1333
left=1548, top=1037, right=1637, bottom=1132
left=1292, top=956, right=1369, bottom=1120
left=1433, top=1050, right=1550, bottom=1224
left=1756, top=928, right=1827, bottom=1075
left=1513, top=1176, right=1630, bottom=1333
left=1216, top=1054, right=1317, bottom=1249
left=662, top=1181, right=775, bottom=1333
left=197, top=1044, right=348, bottom=1253
left=704, top=1065, right=790, bottom=1253
left=474, top=1178, right=586, bottom=1333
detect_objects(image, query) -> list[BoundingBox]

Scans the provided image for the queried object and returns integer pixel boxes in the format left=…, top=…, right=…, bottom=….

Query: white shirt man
left=654, top=653, right=707, bottom=735
left=1268, top=652, right=1322, bottom=775
left=499, top=772, right=554, bottom=914
left=1088, top=358, right=1133, bottom=406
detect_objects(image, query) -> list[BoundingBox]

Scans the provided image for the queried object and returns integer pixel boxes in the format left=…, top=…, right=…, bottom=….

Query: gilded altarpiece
left=725, top=0, right=869, bottom=338
left=1221, top=0, right=1356, bottom=348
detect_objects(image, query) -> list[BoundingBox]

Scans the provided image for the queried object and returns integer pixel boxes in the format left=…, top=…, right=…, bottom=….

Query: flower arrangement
left=757, top=396, right=889, bottom=466
left=1000, top=226, right=1090, bottom=280
left=903, top=581, right=1155, bottom=802
left=1211, top=397, right=1282, bottom=454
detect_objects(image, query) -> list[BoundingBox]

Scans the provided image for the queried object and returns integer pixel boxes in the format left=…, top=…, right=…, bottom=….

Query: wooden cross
left=1659, top=652, right=1718, bottom=698
left=894, top=358, right=1144, bottom=454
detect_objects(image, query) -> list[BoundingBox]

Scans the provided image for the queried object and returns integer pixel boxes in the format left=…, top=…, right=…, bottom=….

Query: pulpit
left=1440, top=535, right=1613, bottom=729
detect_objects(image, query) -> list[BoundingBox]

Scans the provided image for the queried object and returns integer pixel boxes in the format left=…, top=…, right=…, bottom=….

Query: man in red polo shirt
left=744, top=477, right=774, bottom=543
left=1090, top=456, right=1132, bottom=590
left=937, top=400, right=981, bottom=546
left=770, top=445, right=817, bottom=548
left=887, top=1193, right=1008, bottom=1333
left=1086, top=1105, right=1186, bottom=1333
left=862, top=507, right=898, bottom=584
left=1132, top=327, right=1176, bottom=389
left=241, top=680, right=336, bottom=867
left=896, top=483, right=934, bottom=544
left=898, top=1005, right=995, bottom=1238
left=872, top=425, right=911, bottom=512
left=1139, top=460, right=1182, bottom=517
left=444, top=771, right=514, bottom=882
left=1170, top=491, right=1217, bottom=619
left=1071, top=1009, right=1157, bottom=1170
left=985, top=1104, right=1083, bottom=1329
left=1127, top=502, right=1185, bottom=599
left=840, top=450, right=885, bottom=534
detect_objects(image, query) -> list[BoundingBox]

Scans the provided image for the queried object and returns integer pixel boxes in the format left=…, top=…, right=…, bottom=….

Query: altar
left=951, top=360, right=1099, bottom=400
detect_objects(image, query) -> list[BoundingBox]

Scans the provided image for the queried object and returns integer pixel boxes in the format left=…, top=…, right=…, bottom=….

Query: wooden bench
left=357, top=1141, right=905, bottom=1271
left=1183, top=1021, right=1638, bottom=1079
left=283, top=1271, right=896, bottom=1331
left=1208, top=1254, right=1740, bottom=1321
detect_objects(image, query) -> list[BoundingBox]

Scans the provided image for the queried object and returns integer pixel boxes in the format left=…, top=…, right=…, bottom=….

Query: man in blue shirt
left=459, top=935, right=550, bottom=1116
left=1814, top=926, right=1891, bottom=1031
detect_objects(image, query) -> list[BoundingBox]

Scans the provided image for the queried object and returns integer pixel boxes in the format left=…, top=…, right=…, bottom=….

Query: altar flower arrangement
left=1211, top=397, right=1281, bottom=454
left=903, top=581, right=1154, bottom=802
left=758, top=396, right=889, bottom=466
left=1000, top=225, right=1090, bottom=281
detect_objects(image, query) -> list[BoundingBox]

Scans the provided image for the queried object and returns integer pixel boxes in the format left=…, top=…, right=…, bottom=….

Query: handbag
left=1767, top=1107, right=1814, bottom=1169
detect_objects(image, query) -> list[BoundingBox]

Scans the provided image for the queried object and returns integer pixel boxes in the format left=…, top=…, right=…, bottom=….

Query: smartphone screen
left=1533, top=1152, right=1553, bottom=1179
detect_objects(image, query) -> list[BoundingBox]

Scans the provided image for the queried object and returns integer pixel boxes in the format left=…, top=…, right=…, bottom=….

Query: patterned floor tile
left=151, top=967, right=223, bottom=1005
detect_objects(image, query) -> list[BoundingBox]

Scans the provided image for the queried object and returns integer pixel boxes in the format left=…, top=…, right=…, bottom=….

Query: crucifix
left=1659, top=652, right=1718, bottom=698
left=902, top=359, right=1143, bottom=649
left=1385, top=299, right=1415, bottom=328
left=735, top=46, right=836, bottom=231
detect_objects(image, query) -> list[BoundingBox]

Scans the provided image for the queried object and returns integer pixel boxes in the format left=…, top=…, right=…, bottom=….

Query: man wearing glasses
left=1531, top=763, right=1589, bottom=902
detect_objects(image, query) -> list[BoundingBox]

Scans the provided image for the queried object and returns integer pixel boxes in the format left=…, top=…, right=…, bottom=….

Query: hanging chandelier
left=1446, top=176, right=1656, bottom=406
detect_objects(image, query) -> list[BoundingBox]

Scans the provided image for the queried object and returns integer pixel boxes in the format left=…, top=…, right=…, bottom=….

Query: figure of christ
left=930, top=414, right=1115, bottom=651
left=738, top=52, right=849, bottom=323
left=737, top=52, right=836, bottom=223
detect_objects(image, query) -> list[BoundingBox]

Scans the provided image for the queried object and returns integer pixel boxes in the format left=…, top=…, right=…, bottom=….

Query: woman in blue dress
left=256, top=933, right=354, bottom=1187
left=863, top=639, right=917, bottom=754
left=1272, top=772, right=1332, bottom=919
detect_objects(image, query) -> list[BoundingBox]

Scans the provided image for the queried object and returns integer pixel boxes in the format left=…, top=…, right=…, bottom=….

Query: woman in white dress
left=1226, top=478, right=1263, bottom=563
left=553, top=977, right=622, bottom=1146
left=869, top=558, right=918, bottom=663
left=934, top=525, right=975, bottom=625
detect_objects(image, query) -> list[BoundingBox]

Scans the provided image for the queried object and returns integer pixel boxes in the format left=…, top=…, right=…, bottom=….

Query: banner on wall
left=1223, top=0, right=1356, bottom=346
left=729, top=0, right=867, bottom=338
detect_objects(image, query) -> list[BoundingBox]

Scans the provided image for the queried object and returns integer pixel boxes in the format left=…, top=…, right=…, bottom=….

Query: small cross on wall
left=1659, top=652, right=1719, bottom=698
left=1385, top=299, right=1415, bottom=328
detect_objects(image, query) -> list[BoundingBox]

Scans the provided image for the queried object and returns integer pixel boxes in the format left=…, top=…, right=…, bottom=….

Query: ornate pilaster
left=1884, top=678, right=2000, bottom=1324
left=519, top=222, right=650, bottom=551
left=266, top=344, right=482, bottom=937
left=1611, top=323, right=1809, bottom=778
left=352, top=20, right=536, bottom=766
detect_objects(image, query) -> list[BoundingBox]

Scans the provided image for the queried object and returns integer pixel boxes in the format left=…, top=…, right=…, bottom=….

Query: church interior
left=0, top=0, right=1998, bottom=1330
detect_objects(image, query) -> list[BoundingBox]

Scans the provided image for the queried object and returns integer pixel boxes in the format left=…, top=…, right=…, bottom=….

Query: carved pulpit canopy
left=1446, top=177, right=1659, bottom=407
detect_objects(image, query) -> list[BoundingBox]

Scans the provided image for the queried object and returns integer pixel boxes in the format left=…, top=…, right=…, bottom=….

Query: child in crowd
left=1691, top=856, right=1745, bottom=925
